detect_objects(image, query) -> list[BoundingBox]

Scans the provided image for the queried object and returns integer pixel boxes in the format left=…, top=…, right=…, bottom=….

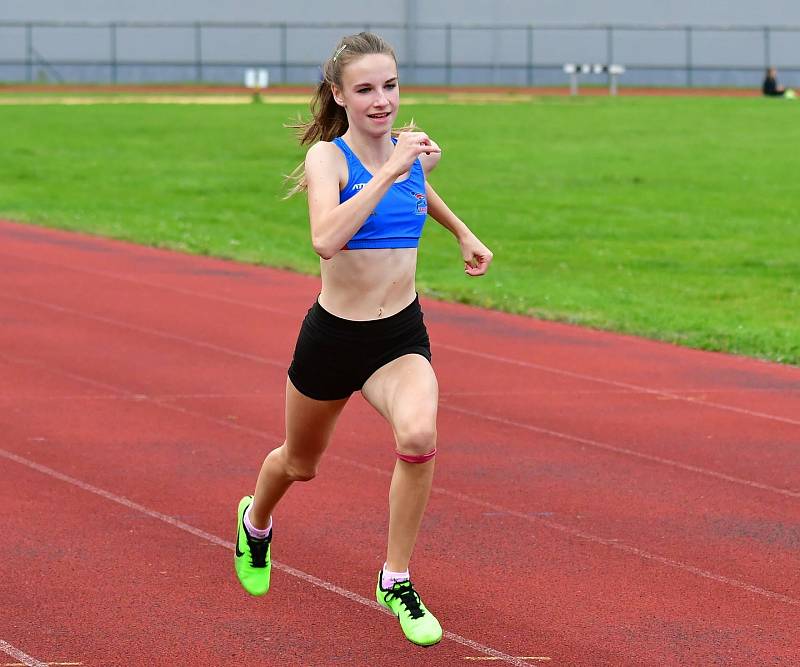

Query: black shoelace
left=386, top=582, right=425, bottom=619
left=245, top=530, right=270, bottom=568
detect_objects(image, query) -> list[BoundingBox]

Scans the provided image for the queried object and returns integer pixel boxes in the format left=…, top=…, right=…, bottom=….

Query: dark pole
left=26, top=23, right=33, bottom=82
left=280, top=23, right=288, bottom=84
left=685, top=25, right=693, bottom=87
left=194, top=22, right=203, bottom=82
left=405, top=0, right=418, bottom=84
left=607, top=25, right=614, bottom=86
left=110, top=22, right=117, bottom=84
left=445, top=23, right=452, bottom=85
left=763, top=26, right=771, bottom=68
left=527, top=24, right=534, bottom=86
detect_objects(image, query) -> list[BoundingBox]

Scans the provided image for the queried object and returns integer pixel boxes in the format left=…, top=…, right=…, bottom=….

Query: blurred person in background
left=762, top=67, right=796, bottom=98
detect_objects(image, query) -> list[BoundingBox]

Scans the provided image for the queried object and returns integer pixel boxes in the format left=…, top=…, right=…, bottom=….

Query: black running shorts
left=287, top=294, right=432, bottom=401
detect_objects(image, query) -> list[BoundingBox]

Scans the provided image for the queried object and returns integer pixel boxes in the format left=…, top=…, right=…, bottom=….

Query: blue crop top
left=332, top=136, right=428, bottom=250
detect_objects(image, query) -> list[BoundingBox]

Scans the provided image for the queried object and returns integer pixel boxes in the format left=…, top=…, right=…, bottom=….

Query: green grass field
left=1, top=94, right=798, bottom=364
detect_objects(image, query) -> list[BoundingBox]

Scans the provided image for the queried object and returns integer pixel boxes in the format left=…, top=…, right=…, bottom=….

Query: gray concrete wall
left=2, top=1, right=799, bottom=87
left=4, top=0, right=800, bottom=25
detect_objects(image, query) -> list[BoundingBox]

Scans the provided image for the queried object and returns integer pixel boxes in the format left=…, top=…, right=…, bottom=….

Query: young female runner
left=234, top=32, right=492, bottom=647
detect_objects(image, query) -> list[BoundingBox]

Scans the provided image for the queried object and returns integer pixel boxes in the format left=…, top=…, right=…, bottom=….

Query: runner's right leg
left=251, top=377, right=349, bottom=525
left=235, top=377, right=349, bottom=595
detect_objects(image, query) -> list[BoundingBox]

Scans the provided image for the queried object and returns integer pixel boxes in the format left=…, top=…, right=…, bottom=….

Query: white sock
left=244, top=505, right=272, bottom=539
left=382, top=563, right=410, bottom=589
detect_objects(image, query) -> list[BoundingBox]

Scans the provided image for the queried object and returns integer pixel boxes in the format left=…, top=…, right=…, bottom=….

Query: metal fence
left=1, top=20, right=799, bottom=88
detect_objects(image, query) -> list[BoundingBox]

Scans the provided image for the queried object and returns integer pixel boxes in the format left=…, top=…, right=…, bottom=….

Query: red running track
left=1, top=219, right=799, bottom=666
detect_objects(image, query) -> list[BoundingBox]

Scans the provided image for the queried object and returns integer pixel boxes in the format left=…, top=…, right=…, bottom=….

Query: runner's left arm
left=425, top=181, right=493, bottom=277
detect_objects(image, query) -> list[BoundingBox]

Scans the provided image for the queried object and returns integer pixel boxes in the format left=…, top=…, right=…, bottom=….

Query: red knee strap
left=396, top=448, right=437, bottom=464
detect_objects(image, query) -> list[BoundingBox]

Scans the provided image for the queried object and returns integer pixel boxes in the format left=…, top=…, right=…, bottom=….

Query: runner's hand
left=460, top=233, right=493, bottom=277
left=386, top=132, right=441, bottom=177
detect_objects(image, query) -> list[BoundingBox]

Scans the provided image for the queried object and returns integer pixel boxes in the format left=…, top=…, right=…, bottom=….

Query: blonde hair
left=284, top=32, right=417, bottom=198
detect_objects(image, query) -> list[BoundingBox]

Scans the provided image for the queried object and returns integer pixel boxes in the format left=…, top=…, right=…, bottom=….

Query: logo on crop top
left=414, top=192, right=427, bottom=215
left=352, top=183, right=368, bottom=191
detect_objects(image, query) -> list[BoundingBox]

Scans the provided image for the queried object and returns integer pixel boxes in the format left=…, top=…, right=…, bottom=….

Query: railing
left=1, top=20, right=798, bottom=88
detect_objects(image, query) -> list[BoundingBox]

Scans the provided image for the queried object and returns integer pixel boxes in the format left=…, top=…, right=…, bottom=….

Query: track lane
left=3, top=219, right=800, bottom=665
left=2, top=345, right=799, bottom=664
left=2, top=221, right=799, bottom=422
left=1, top=363, right=538, bottom=665
left=2, top=278, right=798, bottom=496
left=4, top=456, right=535, bottom=667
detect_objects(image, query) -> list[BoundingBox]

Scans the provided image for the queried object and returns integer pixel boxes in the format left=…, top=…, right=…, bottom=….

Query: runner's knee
left=395, top=426, right=437, bottom=462
left=281, top=448, right=320, bottom=482
left=284, top=458, right=319, bottom=481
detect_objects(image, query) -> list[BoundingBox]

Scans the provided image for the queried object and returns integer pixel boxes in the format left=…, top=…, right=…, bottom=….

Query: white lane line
left=5, top=354, right=800, bottom=612
left=440, top=388, right=799, bottom=397
left=0, top=352, right=286, bottom=444
left=464, top=658, right=551, bottom=662
left=0, top=249, right=290, bottom=316
left=0, top=641, right=47, bottom=667
left=0, top=448, right=532, bottom=667
left=0, top=294, right=284, bottom=370
left=0, top=392, right=280, bottom=402
left=0, top=394, right=122, bottom=401
left=3, top=248, right=799, bottom=425
left=6, top=290, right=799, bottom=504
left=440, top=403, right=800, bottom=500
left=2, top=296, right=798, bottom=502
left=325, top=452, right=800, bottom=610
left=438, top=344, right=800, bottom=427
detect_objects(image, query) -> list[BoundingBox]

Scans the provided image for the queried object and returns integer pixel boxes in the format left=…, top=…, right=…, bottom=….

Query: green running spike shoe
left=376, top=572, right=443, bottom=646
left=234, top=495, right=271, bottom=596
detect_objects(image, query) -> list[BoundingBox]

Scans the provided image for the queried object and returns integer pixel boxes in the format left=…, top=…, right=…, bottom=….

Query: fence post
left=526, top=24, right=534, bottom=86
left=685, top=25, right=693, bottom=87
left=25, top=23, right=33, bottom=82
left=280, top=23, right=288, bottom=84
left=606, top=25, right=614, bottom=87
left=490, top=27, right=496, bottom=85
left=404, top=0, right=418, bottom=84
left=763, top=26, right=771, bottom=68
left=445, top=23, right=452, bottom=85
left=110, top=22, right=117, bottom=84
left=194, top=22, right=203, bottom=82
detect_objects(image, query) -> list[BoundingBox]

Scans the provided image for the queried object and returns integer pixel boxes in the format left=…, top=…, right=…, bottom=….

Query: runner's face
left=335, top=54, right=399, bottom=136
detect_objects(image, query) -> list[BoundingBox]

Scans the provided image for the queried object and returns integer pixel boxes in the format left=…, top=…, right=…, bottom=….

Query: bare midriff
left=318, top=247, right=418, bottom=320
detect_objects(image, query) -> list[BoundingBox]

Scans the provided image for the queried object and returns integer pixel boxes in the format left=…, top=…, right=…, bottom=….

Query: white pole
left=608, top=65, right=625, bottom=96
left=564, top=63, right=578, bottom=96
